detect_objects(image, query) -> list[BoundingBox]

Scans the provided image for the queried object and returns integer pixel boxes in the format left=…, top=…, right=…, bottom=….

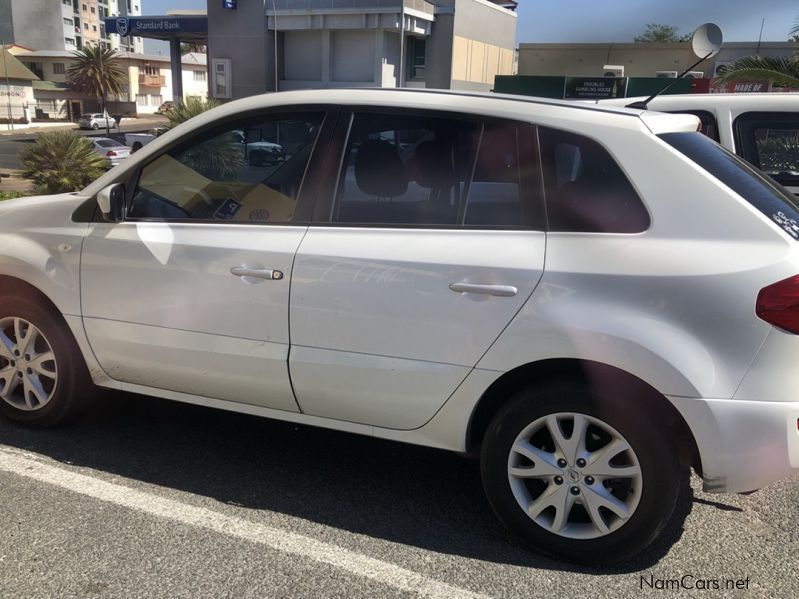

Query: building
left=0, top=46, right=38, bottom=123
left=517, top=41, right=798, bottom=80
left=206, top=0, right=518, bottom=100
left=15, top=49, right=207, bottom=118
left=0, top=0, right=142, bottom=54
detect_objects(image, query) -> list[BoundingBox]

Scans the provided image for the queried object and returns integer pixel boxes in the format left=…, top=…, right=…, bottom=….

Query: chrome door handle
left=449, top=283, right=518, bottom=297
left=230, top=266, right=284, bottom=280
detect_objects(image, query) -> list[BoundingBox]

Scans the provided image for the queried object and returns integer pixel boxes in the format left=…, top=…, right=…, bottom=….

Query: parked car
left=597, top=93, right=799, bottom=194
left=90, top=137, right=131, bottom=167
left=78, top=113, right=117, bottom=130
left=125, top=128, right=167, bottom=152
left=156, top=101, right=174, bottom=115
left=2, top=89, right=798, bottom=565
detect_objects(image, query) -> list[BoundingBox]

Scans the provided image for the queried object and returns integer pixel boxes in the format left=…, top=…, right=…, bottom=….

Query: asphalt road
left=0, top=120, right=166, bottom=171
left=0, top=391, right=797, bottom=598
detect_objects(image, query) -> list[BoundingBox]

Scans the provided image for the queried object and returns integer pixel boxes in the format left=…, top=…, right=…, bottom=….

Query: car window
left=129, top=112, right=325, bottom=223
left=333, top=112, right=477, bottom=226
left=735, top=112, right=799, bottom=191
left=538, top=126, right=650, bottom=233
left=95, top=139, right=117, bottom=148
left=660, top=131, right=799, bottom=239
left=463, top=122, right=526, bottom=227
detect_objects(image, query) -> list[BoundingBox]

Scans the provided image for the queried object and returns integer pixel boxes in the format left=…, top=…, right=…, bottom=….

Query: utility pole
left=1, top=40, right=15, bottom=131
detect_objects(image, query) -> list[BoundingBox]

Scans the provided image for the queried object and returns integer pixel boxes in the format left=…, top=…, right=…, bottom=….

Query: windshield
left=659, top=131, right=799, bottom=239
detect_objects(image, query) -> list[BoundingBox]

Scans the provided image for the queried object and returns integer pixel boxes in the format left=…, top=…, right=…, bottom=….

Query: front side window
left=129, top=113, right=324, bottom=223
left=333, top=112, right=535, bottom=228
left=538, top=126, right=649, bottom=233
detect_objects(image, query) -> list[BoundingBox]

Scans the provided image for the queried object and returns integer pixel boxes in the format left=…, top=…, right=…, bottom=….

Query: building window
left=135, top=93, right=147, bottom=105
left=53, top=63, right=66, bottom=74
left=82, top=3, right=87, bottom=10
left=193, top=70, right=207, bottom=82
left=90, top=6, right=95, bottom=13
left=149, top=94, right=162, bottom=106
left=93, top=25, right=97, bottom=31
left=84, top=23, right=89, bottom=30
left=100, top=24, right=106, bottom=37
left=143, top=64, right=159, bottom=76
left=64, top=17, right=73, bottom=25
left=408, top=38, right=426, bottom=80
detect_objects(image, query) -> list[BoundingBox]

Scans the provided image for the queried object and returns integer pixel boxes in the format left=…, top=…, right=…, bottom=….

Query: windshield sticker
left=773, top=211, right=799, bottom=239
left=214, top=198, right=242, bottom=220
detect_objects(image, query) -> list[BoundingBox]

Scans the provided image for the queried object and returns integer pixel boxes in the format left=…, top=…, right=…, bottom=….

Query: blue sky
left=141, top=0, right=798, bottom=49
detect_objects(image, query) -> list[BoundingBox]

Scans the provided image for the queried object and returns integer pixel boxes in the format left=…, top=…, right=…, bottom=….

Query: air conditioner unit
left=685, top=71, right=705, bottom=79
left=603, top=64, right=624, bottom=77
left=712, top=61, right=732, bottom=77
left=211, top=58, right=232, bottom=99
left=655, top=71, right=678, bottom=78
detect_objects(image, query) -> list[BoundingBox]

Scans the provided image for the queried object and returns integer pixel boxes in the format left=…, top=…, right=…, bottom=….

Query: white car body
left=2, top=90, right=799, bottom=560
left=90, top=137, right=131, bottom=167
left=78, top=113, right=117, bottom=130
left=597, top=93, right=799, bottom=194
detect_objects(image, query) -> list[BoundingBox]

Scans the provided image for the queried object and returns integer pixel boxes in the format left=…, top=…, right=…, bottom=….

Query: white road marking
left=0, top=447, right=489, bottom=599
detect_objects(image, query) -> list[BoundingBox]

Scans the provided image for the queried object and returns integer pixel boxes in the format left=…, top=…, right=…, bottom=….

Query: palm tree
left=66, top=46, right=127, bottom=135
left=715, top=17, right=799, bottom=89
left=19, top=131, right=107, bottom=194
left=163, top=96, right=220, bottom=130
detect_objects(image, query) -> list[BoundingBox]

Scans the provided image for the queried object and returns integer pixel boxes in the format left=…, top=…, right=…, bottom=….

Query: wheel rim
left=0, top=317, right=59, bottom=411
left=507, top=412, right=643, bottom=540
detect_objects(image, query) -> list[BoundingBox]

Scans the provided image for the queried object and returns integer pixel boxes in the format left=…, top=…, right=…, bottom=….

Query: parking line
left=0, top=447, right=489, bottom=599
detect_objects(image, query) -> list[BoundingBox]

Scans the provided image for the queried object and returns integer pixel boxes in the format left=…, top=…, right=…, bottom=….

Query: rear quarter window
left=660, top=131, right=799, bottom=239
left=734, top=112, right=799, bottom=191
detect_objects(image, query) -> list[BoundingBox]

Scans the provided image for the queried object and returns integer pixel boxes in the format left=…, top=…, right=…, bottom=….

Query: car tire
left=0, top=292, right=91, bottom=427
left=480, top=380, right=683, bottom=565
left=92, top=123, right=99, bottom=130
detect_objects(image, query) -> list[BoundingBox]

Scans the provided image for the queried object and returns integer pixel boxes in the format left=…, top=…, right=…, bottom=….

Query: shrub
left=19, top=131, right=107, bottom=194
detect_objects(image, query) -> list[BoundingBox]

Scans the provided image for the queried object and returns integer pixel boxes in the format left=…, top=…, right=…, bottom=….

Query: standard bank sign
left=105, top=16, right=207, bottom=37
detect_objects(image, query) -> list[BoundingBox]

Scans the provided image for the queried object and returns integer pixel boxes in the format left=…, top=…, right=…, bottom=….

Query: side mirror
left=97, top=183, right=127, bottom=223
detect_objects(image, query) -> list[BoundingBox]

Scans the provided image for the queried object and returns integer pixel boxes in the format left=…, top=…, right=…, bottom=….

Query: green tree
left=180, top=42, right=207, bottom=55
left=791, top=17, right=799, bottom=42
left=715, top=56, right=799, bottom=89
left=19, top=131, right=107, bottom=194
left=163, top=96, right=220, bottom=130
left=66, top=46, right=127, bottom=135
left=634, top=23, right=690, bottom=43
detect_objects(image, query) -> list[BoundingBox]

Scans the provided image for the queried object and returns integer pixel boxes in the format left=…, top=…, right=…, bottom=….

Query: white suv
left=1, top=89, right=798, bottom=565
left=598, top=93, right=799, bottom=194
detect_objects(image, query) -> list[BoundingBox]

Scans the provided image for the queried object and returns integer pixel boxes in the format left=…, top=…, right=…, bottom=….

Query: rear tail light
left=106, top=150, right=117, bottom=157
left=756, top=275, right=799, bottom=334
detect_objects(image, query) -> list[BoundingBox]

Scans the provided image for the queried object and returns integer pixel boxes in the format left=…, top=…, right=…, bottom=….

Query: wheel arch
left=466, top=358, right=702, bottom=473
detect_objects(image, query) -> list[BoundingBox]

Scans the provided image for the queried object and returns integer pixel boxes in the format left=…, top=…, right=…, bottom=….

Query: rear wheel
left=0, top=294, right=89, bottom=427
left=480, top=381, right=683, bottom=565
left=92, top=123, right=99, bottom=130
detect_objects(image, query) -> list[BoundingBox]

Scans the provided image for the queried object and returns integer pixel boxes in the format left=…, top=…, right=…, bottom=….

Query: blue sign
left=104, top=16, right=208, bottom=38
left=223, top=0, right=237, bottom=8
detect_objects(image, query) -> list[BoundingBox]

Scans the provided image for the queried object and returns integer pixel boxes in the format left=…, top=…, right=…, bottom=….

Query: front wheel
left=480, top=381, right=683, bottom=565
left=92, top=123, right=99, bottom=130
left=0, top=294, right=89, bottom=427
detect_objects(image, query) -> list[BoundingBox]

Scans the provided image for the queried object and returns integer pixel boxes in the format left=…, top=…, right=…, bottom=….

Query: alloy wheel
left=507, top=412, right=643, bottom=539
left=0, top=317, right=59, bottom=411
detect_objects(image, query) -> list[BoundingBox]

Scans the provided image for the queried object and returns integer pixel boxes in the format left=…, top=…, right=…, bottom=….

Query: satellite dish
left=692, top=23, right=723, bottom=59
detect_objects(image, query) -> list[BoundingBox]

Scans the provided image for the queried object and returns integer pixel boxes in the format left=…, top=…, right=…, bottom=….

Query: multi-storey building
left=0, top=0, right=141, bottom=53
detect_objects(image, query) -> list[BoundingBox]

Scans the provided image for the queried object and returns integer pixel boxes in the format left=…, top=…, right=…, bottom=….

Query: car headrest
left=412, top=140, right=458, bottom=190
left=354, top=139, right=407, bottom=197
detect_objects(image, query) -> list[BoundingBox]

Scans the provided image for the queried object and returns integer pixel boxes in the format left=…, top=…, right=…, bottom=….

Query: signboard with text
left=104, top=16, right=207, bottom=38
left=564, top=77, right=627, bottom=99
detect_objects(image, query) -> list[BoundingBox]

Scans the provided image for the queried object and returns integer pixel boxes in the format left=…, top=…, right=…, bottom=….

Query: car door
left=289, top=108, right=547, bottom=429
left=81, top=108, right=335, bottom=411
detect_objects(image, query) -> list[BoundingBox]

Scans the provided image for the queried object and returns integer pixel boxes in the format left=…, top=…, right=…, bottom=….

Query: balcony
left=139, top=74, right=166, bottom=87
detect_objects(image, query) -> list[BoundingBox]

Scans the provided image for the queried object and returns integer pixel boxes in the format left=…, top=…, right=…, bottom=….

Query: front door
left=81, top=109, right=332, bottom=411
left=289, top=109, right=547, bottom=429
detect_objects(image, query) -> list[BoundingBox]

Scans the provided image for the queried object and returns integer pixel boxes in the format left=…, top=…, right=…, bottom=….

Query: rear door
left=289, top=108, right=547, bottom=429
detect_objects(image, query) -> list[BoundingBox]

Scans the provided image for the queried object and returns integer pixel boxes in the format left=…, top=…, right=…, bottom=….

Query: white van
left=598, top=93, right=799, bottom=194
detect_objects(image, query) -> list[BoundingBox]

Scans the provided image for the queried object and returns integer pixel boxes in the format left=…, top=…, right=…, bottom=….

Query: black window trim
left=311, top=105, right=547, bottom=231
left=84, top=104, right=341, bottom=226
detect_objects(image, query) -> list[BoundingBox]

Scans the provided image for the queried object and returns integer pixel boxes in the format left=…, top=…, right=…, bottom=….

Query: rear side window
left=660, top=131, right=799, bottom=239
left=538, top=127, right=650, bottom=233
left=735, top=112, right=799, bottom=190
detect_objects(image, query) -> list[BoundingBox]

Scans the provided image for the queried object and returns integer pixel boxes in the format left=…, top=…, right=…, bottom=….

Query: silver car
left=1, top=89, right=798, bottom=565
left=90, top=137, right=131, bottom=167
left=78, top=113, right=117, bottom=130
